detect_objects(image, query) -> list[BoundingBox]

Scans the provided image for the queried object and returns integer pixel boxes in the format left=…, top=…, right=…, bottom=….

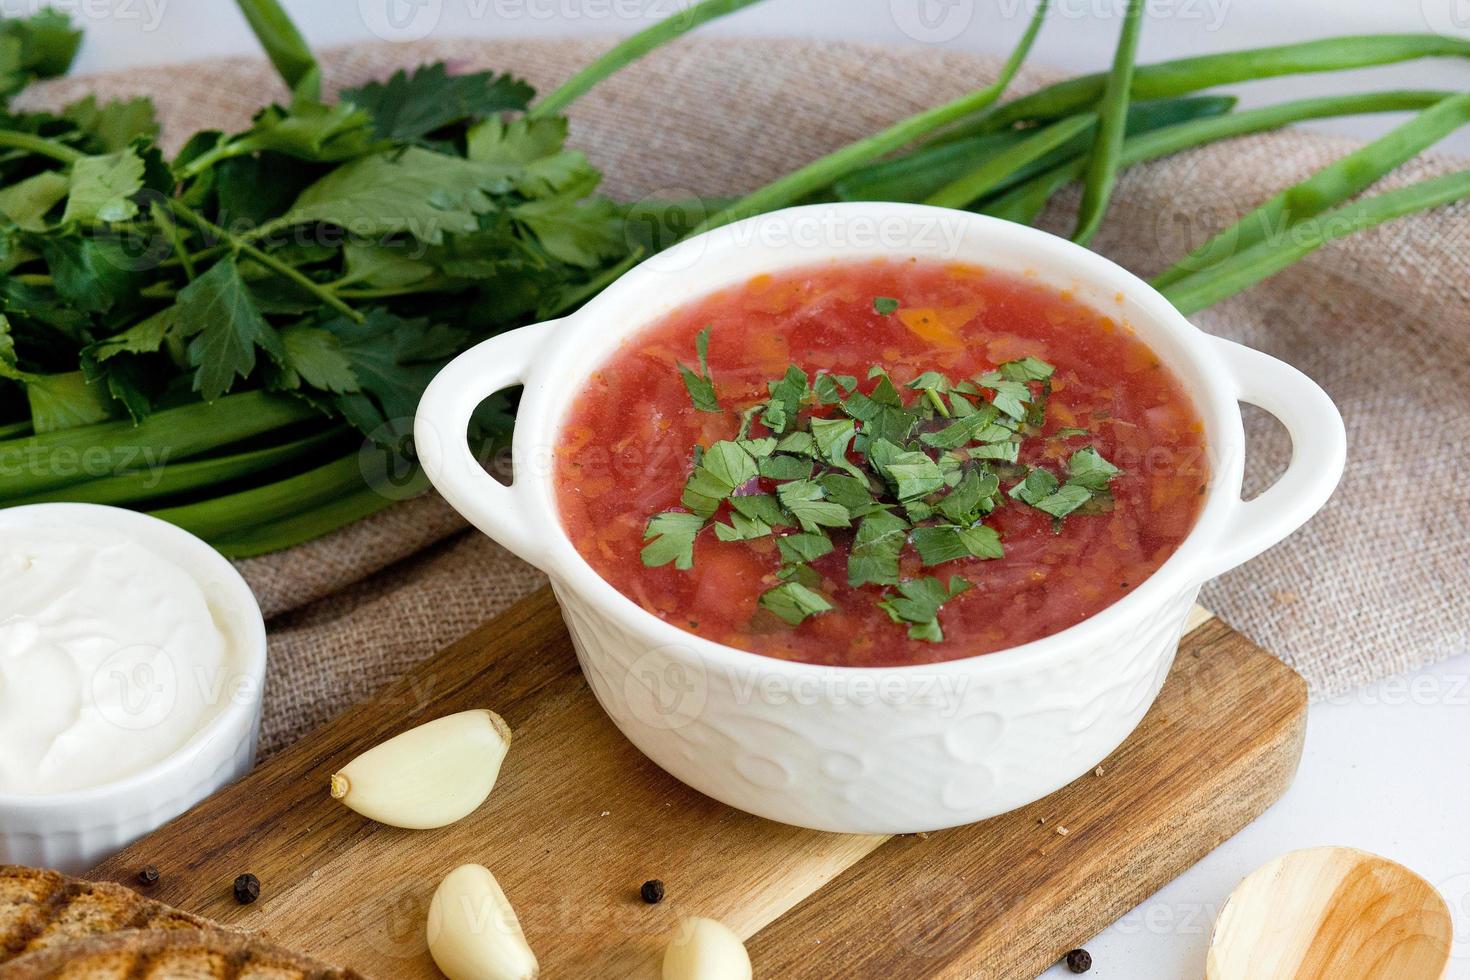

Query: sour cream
left=0, top=526, right=236, bottom=796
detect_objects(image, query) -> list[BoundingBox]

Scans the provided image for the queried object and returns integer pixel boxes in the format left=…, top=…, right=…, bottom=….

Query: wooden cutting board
left=94, top=588, right=1307, bottom=979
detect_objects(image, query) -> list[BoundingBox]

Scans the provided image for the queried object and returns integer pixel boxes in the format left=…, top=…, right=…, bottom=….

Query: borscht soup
left=553, top=259, right=1207, bottom=667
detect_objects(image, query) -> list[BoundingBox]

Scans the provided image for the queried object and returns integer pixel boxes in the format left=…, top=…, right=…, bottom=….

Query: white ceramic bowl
left=417, top=203, right=1345, bottom=834
left=0, top=504, right=266, bottom=872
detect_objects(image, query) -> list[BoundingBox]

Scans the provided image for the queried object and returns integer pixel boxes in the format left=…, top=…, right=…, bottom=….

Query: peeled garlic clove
left=330, top=709, right=511, bottom=829
left=662, top=917, right=752, bottom=980
left=427, top=864, right=539, bottom=980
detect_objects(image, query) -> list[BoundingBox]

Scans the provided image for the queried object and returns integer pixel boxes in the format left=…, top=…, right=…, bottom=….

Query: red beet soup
left=553, top=258, right=1208, bottom=667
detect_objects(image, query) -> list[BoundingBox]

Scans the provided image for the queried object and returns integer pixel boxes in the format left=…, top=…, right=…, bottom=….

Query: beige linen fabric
left=18, top=38, right=1469, bottom=755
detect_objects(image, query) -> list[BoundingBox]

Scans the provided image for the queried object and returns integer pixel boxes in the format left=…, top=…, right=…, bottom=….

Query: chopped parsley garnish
left=1009, top=447, right=1120, bottom=522
left=641, top=325, right=1122, bottom=643
left=873, top=296, right=900, bottom=316
left=641, top=511, right=704, bottom=570
left=878, top=576, right=973, bottom=642
left=678, top=325, right=721, bottom=413
left=760, top=581, right=835, bottom=626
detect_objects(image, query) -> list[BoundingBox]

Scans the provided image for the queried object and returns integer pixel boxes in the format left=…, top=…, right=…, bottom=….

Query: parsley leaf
left=341, top=64, right=535, bottom=141
left=23, top=370, right=114, bottom=433
left=277, top=324, right=360, bottom=394
left=60, top=95, right=158, bottom=152
left=171, top=258, right=285, bottom=401
left=0, top=171, right=69, bottom=231
left=1010, top=467, right=1061, bottom=506
left=809, top=415, right=866, bottom=479
left=0, top=9, right=80, bottom=97
left=760, top=581, right=834, bottom=626
left=776, top=478, right=851, bottom=532
left=937, top=467, right=1000, bottom=524
left=714, top=493, right=789, bottom=540
left=1032, top=483, right=1093, bottom=519
left=511, top=193, right=624, bottom=267
left=869, top=440, right=946, bottom=501
left=759, top=453, right=814, bottom=481
left=62, top=148, right=143, bottom=224
left=678, top=324, right=720, bottom=412
left=977, top=371, right=1033, bottom=422
left=878, top=576, right=972, bottom=642
left=762, top=364, right=809, bottom=434
left=234, top=100, right=381, bottom=163
left=321, top=308, right=463, bottom=437
left=813, top=372, right=857, bottom=405
left=467, top=115, right=570, bottom=166
left=281, top=147, right=505, bottom=244
left=912, top=524, right=1004, bottom=565
left=643, top=511, right=705, bottom=569
left=775, top=430, right=816, bottom=456
left=37, top=234, right=144, bottom=314
left=1067, top=446, right=1121, bottom=491
left=1010, top=448, right=1120, bottom=521
left=848, top=510, right=909, bottom=587
left=969, top=441, right=1020, bottom=463
left=920, top=404, right=1008, bottom=450
left=682, top=440, right=758, bottom=518
left=818, top=472, right=883, bottom=515
left=997, top=356, right=1055, bottom=382
left=873, top=296, right=899, bottom=316
left=738, top=437, right=777, bottom=458
left=777, top=531, right=835, bottom=565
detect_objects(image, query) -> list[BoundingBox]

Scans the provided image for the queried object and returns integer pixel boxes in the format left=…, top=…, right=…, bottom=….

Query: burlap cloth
left=19, top=38, right=1469, bottom=757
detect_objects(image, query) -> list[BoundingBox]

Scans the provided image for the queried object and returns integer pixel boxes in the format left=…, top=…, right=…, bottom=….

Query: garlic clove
left=427, top=864, right=539, bottom=980
left=662, top=917, right=752, bottom=980
left=330, top=709, right=511, bottom=829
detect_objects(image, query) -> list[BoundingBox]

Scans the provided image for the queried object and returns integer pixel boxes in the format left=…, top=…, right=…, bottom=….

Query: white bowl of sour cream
left=0, top=504, right=266, bottom=873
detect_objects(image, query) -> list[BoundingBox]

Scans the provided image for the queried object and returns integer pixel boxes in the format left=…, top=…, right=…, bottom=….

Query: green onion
left=0, top=391, right=320, bottom=499
left=926, top=114, right=1096, bottom=209
left=1152, top=91, right=1470, bottom=287
left=530, top=0, right=768, bottom=119
left=233, top=0, right=320, bottom=100
left=1073, top=0, right=1144, bottom=244
left=211, top=473, right=425, bottom=559
left=981, top=90, right=1456, bottom=225
left=5, top=428, right=345, bottom=508
left=835, top=129, right=1033, bottom=203
left=932, top=34, right=1470, bottom=145
left=1161, top=168, right=1470, bottom=314
left=148, top=452, right=370, bottom=542
left=838, top=95, right=1235, bottom=204
left=690, top=0, right=1051, bottom=234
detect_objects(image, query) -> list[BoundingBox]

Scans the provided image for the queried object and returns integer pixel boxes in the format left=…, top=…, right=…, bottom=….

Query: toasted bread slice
left=0, top=927, right=365, bottom=978
left=0, top=867, right=217, bottom=965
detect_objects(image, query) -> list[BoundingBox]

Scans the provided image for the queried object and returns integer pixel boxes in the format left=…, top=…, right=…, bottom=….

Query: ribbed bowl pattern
left=556, top=581, right=1200, bottom=834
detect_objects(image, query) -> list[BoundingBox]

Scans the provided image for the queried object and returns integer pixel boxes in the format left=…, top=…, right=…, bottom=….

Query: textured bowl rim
left=0, top=502, right=267, bottom=809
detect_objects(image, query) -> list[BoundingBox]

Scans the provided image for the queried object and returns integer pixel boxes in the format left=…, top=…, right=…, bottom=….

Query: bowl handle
left=1196, top=336, right=1346, bottom=580
left=415, top=324, right=555, bottom=567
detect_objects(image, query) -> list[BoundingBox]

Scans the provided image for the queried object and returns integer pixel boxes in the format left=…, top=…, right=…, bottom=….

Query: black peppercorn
left=1065, top=948, right=1092, bottom=973
left=232, top=873, right=261, bottom=905
left=137, top=865, right=160, bottom=887
left=640, top=879, right=665, bottom=904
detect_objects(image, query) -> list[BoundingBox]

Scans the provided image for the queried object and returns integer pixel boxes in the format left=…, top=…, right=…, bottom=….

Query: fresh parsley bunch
left=0, top=3, right=655, bottom=555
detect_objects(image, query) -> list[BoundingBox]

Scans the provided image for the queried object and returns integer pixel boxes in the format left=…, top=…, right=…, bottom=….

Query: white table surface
left=33, top=1, right=1470, bottom=975
left=1039, top=650, right=1470, bottom=979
